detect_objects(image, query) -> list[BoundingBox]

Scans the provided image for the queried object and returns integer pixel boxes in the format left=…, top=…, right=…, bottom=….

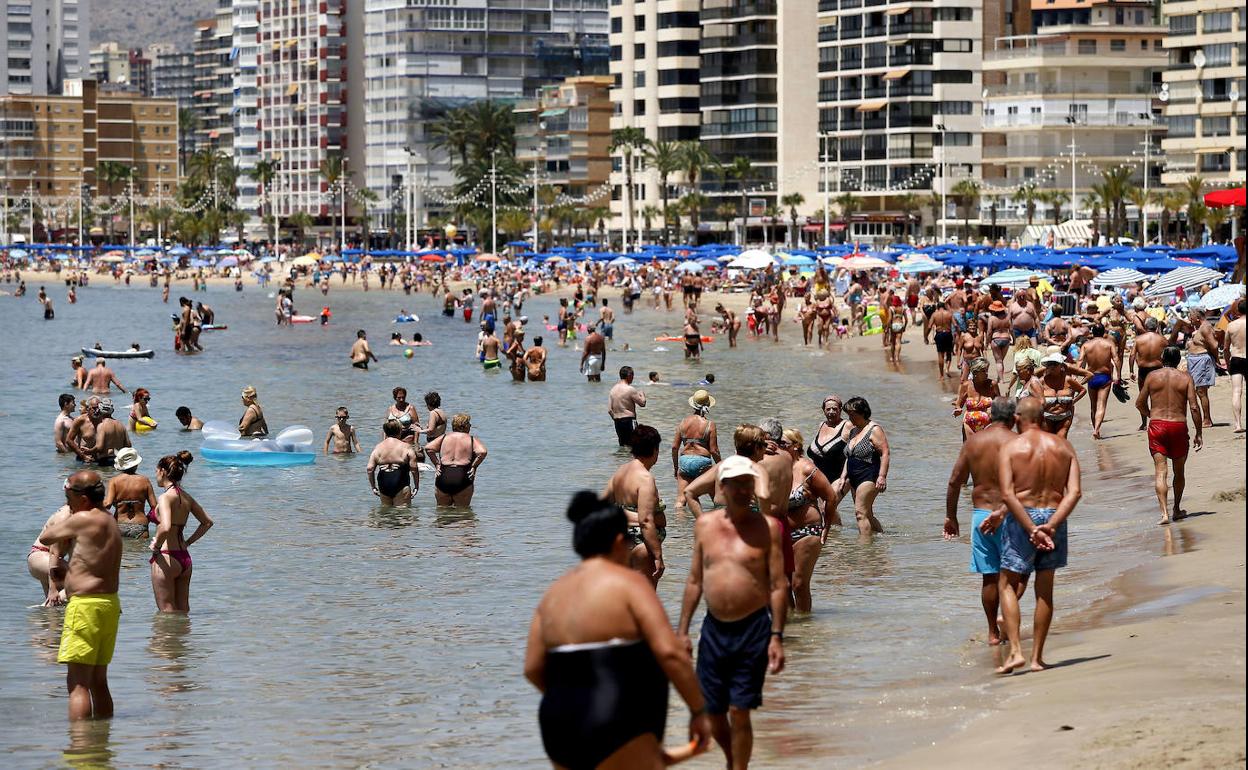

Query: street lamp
left=935, top=123, right=947, bottom=242
left=1230, top=85, right=1242, bottom=240
left=1138, top=112, right=1154, bottom=242
left=489, top=147, right=498, bottom=257
left=404, top=146, right=419, bottom=252
left=533, top=120, right=547, bottom=251
left=340, top=154, right=349, bottom=253
left=1064, top=115, right=1080, bottom=221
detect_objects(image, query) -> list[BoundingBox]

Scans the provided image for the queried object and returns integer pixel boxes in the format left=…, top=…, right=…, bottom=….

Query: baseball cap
left=718, top=455, right=760, bottom=483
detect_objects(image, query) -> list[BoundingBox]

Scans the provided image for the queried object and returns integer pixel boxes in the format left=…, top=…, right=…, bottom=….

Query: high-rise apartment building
left=698, top=1, right=819, bottom=241
left=192, top=3, right=235, bottom=156
left=232, top=0, right=261, bottom=226
left=608, top=0, right=701, bottom=235
left=1160, top=1, right=1245, bottom=186
left=149, top=44, right=196, bottom=108
left=1, top=0, right=90, bottom=96
left=362, top=0, right=610, bottom=229
left=90, top=42, right=152, bottom=96
left=256, top=0, right=363, bottom=220
left=515, top=75, right=614, bottom=199
left=817, top=0, right=1007, bottom=242
left=982, top=0, right=1166, bottom=228
left=0, top=79, right=177, bottom=201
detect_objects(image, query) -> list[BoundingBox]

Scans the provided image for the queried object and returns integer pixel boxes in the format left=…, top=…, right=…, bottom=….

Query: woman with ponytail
left=524, top=491, right=711, bottom=769
left=149, top=452, right=213, bottom=612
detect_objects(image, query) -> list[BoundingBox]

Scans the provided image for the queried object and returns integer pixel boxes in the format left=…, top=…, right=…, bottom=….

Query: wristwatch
left=770, top=630, right=784, bottom=641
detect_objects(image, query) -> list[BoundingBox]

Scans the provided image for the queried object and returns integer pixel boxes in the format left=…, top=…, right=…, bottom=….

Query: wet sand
left=882, top=391, right=1246, bottom=769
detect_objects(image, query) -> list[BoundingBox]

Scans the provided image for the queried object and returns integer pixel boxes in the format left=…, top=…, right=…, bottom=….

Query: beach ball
left=443, top=223, right=457, bottom=239
left=404, top=348, right=414, bottom=359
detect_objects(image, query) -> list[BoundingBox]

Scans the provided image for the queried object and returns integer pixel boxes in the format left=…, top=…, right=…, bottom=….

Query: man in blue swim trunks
left=996, top=397, right=1082, bottom=674
left=944, top=397, right=1026, bottom=646
left=1077, top=324, right=1118, bottom=439
left=678, top=455, right=786, bottom=770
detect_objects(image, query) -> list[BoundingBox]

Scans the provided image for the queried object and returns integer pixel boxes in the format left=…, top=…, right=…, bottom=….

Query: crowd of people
left=16, top=248, right=1245, bottom=770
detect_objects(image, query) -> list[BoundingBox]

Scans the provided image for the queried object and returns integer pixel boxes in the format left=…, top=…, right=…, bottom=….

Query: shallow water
left=0, top=276, right=1158, bottom=767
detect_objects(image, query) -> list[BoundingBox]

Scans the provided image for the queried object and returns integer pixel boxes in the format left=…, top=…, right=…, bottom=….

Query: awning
left=285, top=39, right=298, bottom=48
left=1205, top=187, right=1245, bottom=208
left=856, top=100, right=888, bottom=112
left=540, top=107, right=568, bottom=117
left=286, top=83, right=298, bottom=96
left=886, top=6, right=909, bottom=14
left=208, top=130, right=219, bottom=139
left=883, top=69, right=910, bottom=80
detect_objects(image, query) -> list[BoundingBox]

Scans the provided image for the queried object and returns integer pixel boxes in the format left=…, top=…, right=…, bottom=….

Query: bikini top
left=964, top=393, right=993, bottom=411
left=390, top=407, right=414, bottom=427
left=679, top=418, right=712, bottom=450
left=787, top=470, right=815, bottom=511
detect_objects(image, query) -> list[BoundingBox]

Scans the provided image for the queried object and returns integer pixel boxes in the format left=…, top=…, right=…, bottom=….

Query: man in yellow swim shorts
left=39, top=470, right=123, bottom=720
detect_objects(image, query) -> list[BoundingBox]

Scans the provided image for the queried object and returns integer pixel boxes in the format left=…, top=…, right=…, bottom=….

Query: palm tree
left=249, top=158, right=280, bottom=244
left=95, top=161, right=132, bottom=241
left=645, top=141, right=683, bottom=244
left=144, top=205, right=173, bottom=244
left=726, top=157, right=753, bottom=244
left=498, top=209, right=531, bottom=243
left=1015, top=183, right=1041, bottom=226
left=610, top=127, right=650, bottom=249
left=1155, top=190, right=1185, bottom=245
left=679, top=192, right=708, bottom=243
left=640, top=204, right=661, bottom=241
left=763, top=204, right=782, bottom=245
left=678, top=141, right=714, bottom=192
left=177, top=107, right=200, bottom=174
left=715, top=202, right=738, bottom=240
left=781, top=192, right=805, bottom=247
left=1185, top=201, right=1208, bottom=246
left=429, top=112, right=473, bottom=167
left=1203, top=207, right=1228, bottom=243
left=924, top=194, right=942, bottom=238
left=588, top=206, right=611, bottom=244
left=1125, top=186, right=1149, bottom=242
left=1043, top=190, right=1070, bottom=225
left=1085, top=187, right=1105, bottom=245
left=950, top=179, right=980, bottom=241
left=355, top=187, right=380, bottom=248
left=288, top=211, right=314, bottom=249
left=1181, top=175, right=1206, bottom=245
left=319, top=152, right=345, bottom=248
left=897, top=193, right=921, bottom=241
left=1099, top=166, right=1134, bottom=240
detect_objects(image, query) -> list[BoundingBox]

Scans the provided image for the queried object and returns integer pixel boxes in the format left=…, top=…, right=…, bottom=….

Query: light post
left=1231, top=85, right=1242, bottom=241
left=28, top=170, right=36, bottom=243
left=532, top=120, right=546, bottom=251
left=1064, top=115, right=1080, bottom=220
left=128, top=172, right=136, bottom=248
left=489, top=147, right=498, bottom=256
left=821, top=132, right=830, bottom=247
left=404, top=146, right=419, bottom=252
left=78, top=178, right=86, bottom=249
left=1138, top=112, right=1152, bottom=242
left=340, top=155, right=349, bottom=253
left=936, top=123, right=947, bottom=242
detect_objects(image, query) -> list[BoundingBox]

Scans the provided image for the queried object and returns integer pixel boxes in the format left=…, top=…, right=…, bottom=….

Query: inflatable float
left=291, top=315, right=315, bottom=324
left=655, top=335, right=714, bottom=343
left=200, top=422, right=316, bottom=466
left=394, top=314, right=419, bottom=323
left=134, top=417, right=158, bottom=433
left=202, top=324, right=228, bottom=331
left=81, top=347, right=155, bottom=359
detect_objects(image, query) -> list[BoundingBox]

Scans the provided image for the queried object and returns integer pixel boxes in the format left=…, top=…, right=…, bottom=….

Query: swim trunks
left=613, top=416, right=636, bottom=447
left=1137, top=365, right=1160, bottom=388
left=906, top=294, right=919, bottom=309
left=934, top=330, right=954, bottom=354
left=970, top=508, right=1002, bottom=574
left=353, top=361, right=369, bottom=370
left=601, top=322, right=613, bottom=339
left=582, top=354, right=603, bottom=377
left=1087, top=372, right=1112, bottom=390
left=1011, top=327, right=1037, bottom=339
left=678, top=454, right=714, bottom=481
left=626, top=524, right=668, bottom=547
left=1000, top=507, right=1066, bottom=574
left=696, top=607, right=772, bottom=715
left=482, top=358, right=501, bottom=371
left=1186, top=352, right=1215, bottom=387
left=1147, top=419, right=1189, bottom=459
left=57, top=593, right=122, bottom=666
left=1231, top=356, right=1247, bottom=377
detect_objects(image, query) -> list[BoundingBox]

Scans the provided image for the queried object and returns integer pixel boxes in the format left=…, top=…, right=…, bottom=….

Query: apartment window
left=1204, top=116, right=1230, bottom=137
left=634, top=43, right=645, bottom=58
left=1077, top=40, right=1096, bottom=54
left=1168, top=15, right=1196, bottom=35
left=659, top=97, right=699, bottom=114
left=634, top=71, right=645, bottom=87
left=1203, top=12, right=1232, bottom=33
left=940, top=39, right=973, bottom=53
left=1030, top=106, right=1042, bottom=116
left=610, top=45, right=622, bottom=61
left=634, top=100, right=646, bottom=116
left=934, top=70, right=973, bottom=84
left=1205, top=44, right=1233, bottom=67
left=1007, top=105, right=1019, bottom=116
left=658, top=11, right=700, bottom=28
left=611, top=17, right=621, bottom=33
left=933, top=7, right=973, bottom=21
left=1024, top=167, right=1036, bottom=179
left=658, top=69, right=700, bottom=86
left=634, top=15, right=645, bottom=31
left=1069, top=104, right=1089, bottom=121
left=1110, top=40, right=1125, bottom=52
left=658, top=40, right=700, bottom=58
left=937, top=101, right=973, bottom=115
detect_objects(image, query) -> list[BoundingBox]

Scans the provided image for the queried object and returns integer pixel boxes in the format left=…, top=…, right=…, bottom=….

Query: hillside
left=91, top=0, right=215, bottom=51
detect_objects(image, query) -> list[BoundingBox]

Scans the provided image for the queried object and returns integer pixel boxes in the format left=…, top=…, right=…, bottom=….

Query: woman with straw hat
left=672, top=390, right=721, bottom=509
left=104, top=447, right=157, bottom=538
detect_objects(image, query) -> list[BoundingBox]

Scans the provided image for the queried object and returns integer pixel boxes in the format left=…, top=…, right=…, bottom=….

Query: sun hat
left=241, top=386, right=257, bottom=399
left=989, top=300, right=1006, bottom=312
left=689, top=389, right=717, bottom=410
left=113, top=447, right=142, bottom=471
left=1041, top=351, right=1066, bottom=366
left=96, top=398, right=115, bottom=416
left=717, top=455, right=759, bottom=483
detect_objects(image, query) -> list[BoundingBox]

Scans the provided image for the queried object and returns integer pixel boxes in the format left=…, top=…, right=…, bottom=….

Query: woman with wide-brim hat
left=671, top=389, right=721, bottom=509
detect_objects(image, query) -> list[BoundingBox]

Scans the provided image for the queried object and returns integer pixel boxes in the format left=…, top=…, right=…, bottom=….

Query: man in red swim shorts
left=1135, top=346, right=1203, bottom=525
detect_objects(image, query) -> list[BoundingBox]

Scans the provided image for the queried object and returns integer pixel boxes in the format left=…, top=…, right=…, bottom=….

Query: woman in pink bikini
left=150, top=452, right=213, bottom=613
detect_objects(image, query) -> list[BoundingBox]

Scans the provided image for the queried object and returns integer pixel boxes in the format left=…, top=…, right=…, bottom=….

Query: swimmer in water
left=350, top=330, right=379, bottom=370
left=175, top=406, right=204, bottom=431
left=424, top=413, right=487, bottom=507
left=149, top=452, right=214, bottom=613
left=601, top=424, right=666, bottom=586
left=324, top=406, right=360, bottom=454
left=367, top=420, right=421, bottom=506
left=104, top=448, right=158, bottom=539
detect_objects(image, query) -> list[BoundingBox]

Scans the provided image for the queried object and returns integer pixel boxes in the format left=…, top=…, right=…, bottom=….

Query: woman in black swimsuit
left=839, top=397, right=889, bottom=536
left=524, top=492, right=711, bottom=769
left=424, top=413, right=487, bottom=507
left=807, top=394, right=850, bottom=494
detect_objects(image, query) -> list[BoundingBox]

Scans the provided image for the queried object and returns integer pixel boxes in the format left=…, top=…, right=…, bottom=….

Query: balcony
left=984, top=82, right=1157, bottom=97
left=983, top=112, right=1159, bottom=129
left=701, top=2, right=778, bottom=22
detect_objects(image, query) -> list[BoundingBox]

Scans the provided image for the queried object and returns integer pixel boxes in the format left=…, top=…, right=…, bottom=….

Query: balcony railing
left=983, top=112, right=1160, bottom=129
left=983, top=82, right=1158, bottom=97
